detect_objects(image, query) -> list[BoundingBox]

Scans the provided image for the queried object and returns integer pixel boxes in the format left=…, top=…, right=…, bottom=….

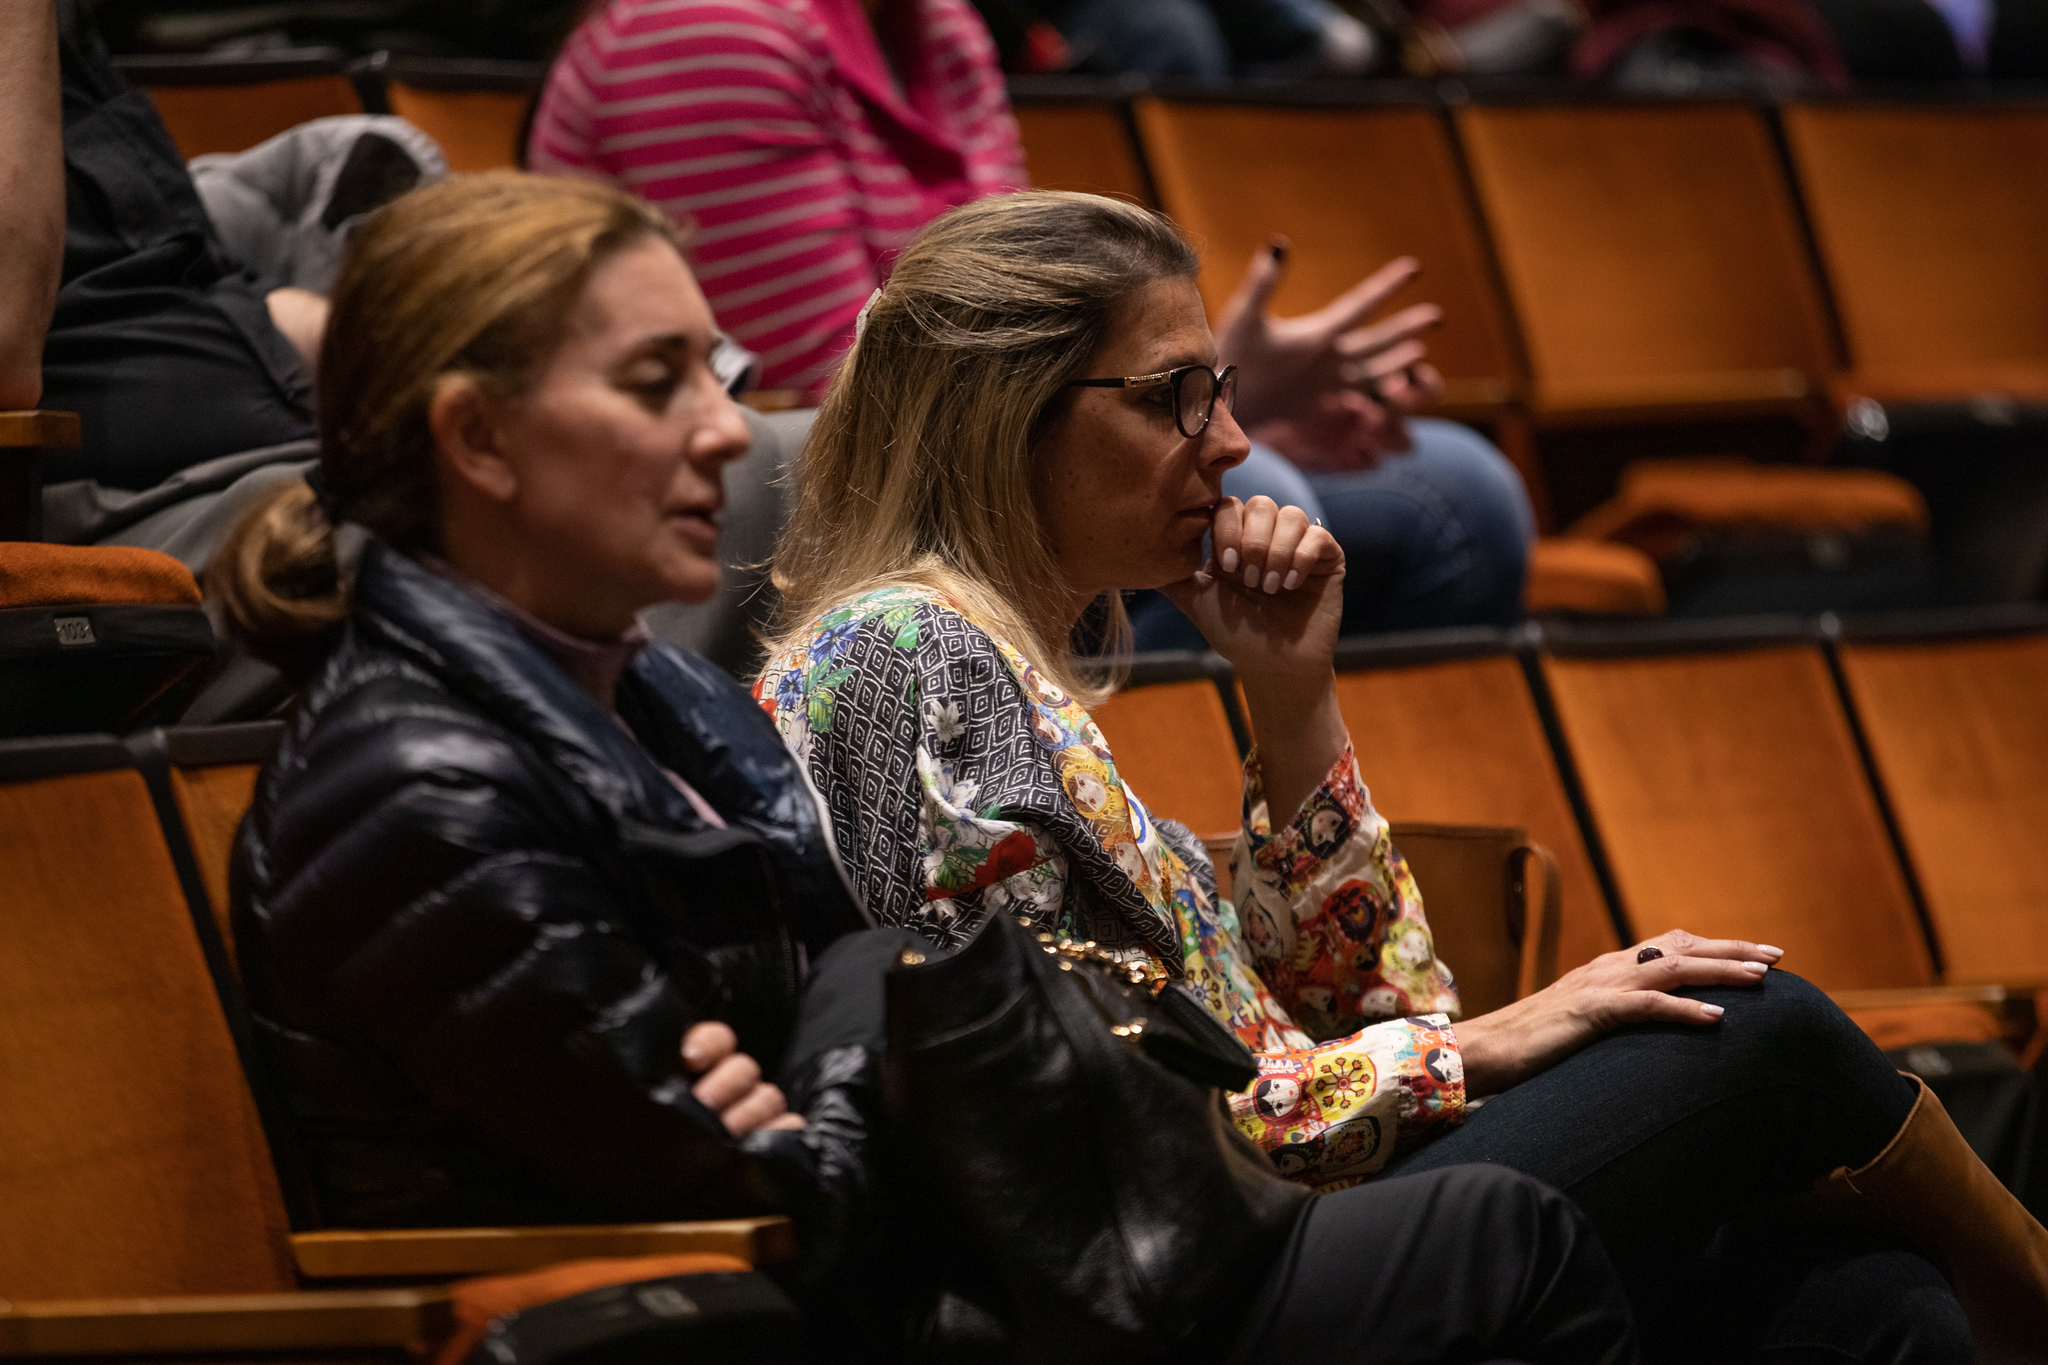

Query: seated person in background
left=760, top=189, right=2048, bottom=1362
left=209, top=171, right=1638, bottom=1362
left=530, top=0, right=1531, bottom=653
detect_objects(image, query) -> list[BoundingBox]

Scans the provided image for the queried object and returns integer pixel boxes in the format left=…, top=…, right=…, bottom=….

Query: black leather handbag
left=882, top=911, right=1312, bottom=1363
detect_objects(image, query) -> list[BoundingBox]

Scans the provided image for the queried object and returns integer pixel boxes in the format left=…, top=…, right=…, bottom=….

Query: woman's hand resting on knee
left=1163, top=495, right=1346, bottom=825
left=1455, top=930, right=1786, bottom=1097
left=682, top=1021, right=806, bottom=1136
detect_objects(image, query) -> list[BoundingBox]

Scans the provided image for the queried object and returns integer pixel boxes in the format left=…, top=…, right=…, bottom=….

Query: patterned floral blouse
left=757, top=586, right=1466, bottom=1187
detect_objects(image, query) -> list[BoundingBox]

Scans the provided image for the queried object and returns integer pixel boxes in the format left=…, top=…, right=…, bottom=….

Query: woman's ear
left=428, top=375, right=519, bottom=503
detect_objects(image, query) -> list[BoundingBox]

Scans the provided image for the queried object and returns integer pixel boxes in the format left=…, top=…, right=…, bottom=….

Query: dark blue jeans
left=1126, top=420, right=1535, bottom=650
left=1390, top=970, right=1970, bottom=1363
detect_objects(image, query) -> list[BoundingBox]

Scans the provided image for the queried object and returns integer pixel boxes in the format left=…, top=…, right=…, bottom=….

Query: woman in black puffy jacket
left=210, top=172, right=879, bottom=1242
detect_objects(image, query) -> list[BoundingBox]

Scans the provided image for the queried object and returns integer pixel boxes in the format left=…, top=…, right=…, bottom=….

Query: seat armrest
left=0, top=411, right=81, bottom=542
left=291, top=1216, right=797, bottom=1281
left=0, top=1289, right=450, bottom=1359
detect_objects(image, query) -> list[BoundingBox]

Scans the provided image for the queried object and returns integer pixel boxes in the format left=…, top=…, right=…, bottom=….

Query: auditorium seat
left=1128, top=95, right=1558, bottom=524
left=1329, top=628, right=1623, bottom=971
left=0, top=733, right=793, bottom=1357
left=1525, top=538, right=1667, bottom=616
left=1780, top=104, right=2048, bottom=408
left=1834, top=606, right=2048, bottom=990
left=0, top=543, right=217, bottom=738
left=1453, top=102, right=1837, bottom=427
left=1010, top=81, right=1154, bottom=205
left=380, top=57, right=541, bottom=173
left=114, top=52, right=364, bottom=159
left=1535, top=618, right=1937, bottom=990
left=1091, top=651, right=1249, bottom=838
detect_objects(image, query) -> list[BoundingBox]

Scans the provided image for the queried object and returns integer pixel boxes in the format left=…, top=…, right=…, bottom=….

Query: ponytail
left=207, top=479, right=349, bottom=677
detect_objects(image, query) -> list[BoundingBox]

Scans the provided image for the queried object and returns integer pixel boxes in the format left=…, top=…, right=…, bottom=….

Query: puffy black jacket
left=232, top=543, right=870, bottom=1229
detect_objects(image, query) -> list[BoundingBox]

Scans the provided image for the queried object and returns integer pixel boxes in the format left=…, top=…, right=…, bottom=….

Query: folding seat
left=113, top=52, right=364, bottom=158
left=1387, top=822, right=1561, bottom=1015
left=1534, top=617, right=1938, bottom=989
left=1130, top=96, right=1527, bottom=456
left=0, top=543, right=217, bottom=739
left=1329, top=627, right=1622, bottom=972
left=1452, top=101, right=1837, bottom=428
left=1089, top=651, right=1249, bottom=839
left=0, top=733, right=794, bottom=1359
left=1779, top=104, right=2048, bottom=408
left=376, top=56, right=542, bottom=173
left=1011, top=79, right=1154, bottom=205
left=1832, top=606, right=2048, bottom=992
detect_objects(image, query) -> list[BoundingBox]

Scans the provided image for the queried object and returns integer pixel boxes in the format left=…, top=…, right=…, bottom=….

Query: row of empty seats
left=1093, top=603, right=2048, bottom=1049
left=1016, top=87, right=2048, bottom=530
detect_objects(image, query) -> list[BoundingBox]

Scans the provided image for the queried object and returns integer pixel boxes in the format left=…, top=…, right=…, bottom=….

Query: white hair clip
left=854, top=287, right=882, bottom=340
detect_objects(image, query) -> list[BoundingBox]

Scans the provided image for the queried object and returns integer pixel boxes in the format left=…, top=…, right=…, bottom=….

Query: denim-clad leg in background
left=1388, top=970, right=1970, bottom=1363
left=1125, top=419, right=1536, bottom=650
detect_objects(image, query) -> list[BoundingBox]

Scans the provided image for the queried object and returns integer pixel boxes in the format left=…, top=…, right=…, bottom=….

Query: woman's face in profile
left=1033, top=276, right=1251, bottom=602
left=475, top=235, right=749, bottom=624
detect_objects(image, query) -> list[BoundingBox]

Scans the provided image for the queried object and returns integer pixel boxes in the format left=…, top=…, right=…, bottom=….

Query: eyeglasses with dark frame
left=1064, top=364, right=1239, bottom=439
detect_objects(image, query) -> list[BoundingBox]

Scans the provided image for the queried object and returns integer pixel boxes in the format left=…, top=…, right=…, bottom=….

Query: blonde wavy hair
left=766, top=190, right=1199, bottom=704
left=207, top=172, right=683, bottom=676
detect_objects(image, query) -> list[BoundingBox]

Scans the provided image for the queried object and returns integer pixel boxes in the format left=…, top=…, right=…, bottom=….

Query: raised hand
left=1454, top=931, right=1787, bottom=1097
left=1214, top=241, right=1444, bottom=472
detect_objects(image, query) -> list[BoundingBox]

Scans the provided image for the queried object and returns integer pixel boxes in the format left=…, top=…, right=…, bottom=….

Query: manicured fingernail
left=1759, top=944, right=1784, bottom=959
left=1283, top=571, right=1300, bottom=590
left=1243, top=565, right=1260, bottom=589
left=1261, top=571, right=1279, bottom=594
left=1743, top=960, right=1768, bottom=974
left=1220, top=548, right=1238, bottom=573
left=682, top=1044, right=706, bottom=1069
left=1701, top=1003, right=1725, bottom=1019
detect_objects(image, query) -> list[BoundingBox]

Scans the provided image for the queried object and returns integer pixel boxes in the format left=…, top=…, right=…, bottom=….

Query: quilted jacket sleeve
left=237, top=684, right=775, bottom=1224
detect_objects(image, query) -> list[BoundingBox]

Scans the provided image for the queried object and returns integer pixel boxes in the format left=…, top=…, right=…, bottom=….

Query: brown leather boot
left=1814, top=1072, right=2048, bottom=1363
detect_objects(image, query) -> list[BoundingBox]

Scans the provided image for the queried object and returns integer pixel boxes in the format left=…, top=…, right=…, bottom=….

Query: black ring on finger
left=1636, top=946, right=1664, bottom=964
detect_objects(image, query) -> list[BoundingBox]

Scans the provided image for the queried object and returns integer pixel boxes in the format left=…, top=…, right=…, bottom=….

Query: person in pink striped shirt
left=531, top=0, right=1533, bottom=657
left=529, top=0, right=1026, bottom=402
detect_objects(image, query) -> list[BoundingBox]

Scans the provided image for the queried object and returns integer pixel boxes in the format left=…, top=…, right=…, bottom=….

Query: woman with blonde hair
left=763, top=189, right=2044, bottom=1360
left=207, top=172, right=903, bottom=1273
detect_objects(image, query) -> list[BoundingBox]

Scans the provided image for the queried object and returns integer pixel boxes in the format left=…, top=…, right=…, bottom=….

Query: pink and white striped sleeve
left=529, top=0, right=877, bottom=398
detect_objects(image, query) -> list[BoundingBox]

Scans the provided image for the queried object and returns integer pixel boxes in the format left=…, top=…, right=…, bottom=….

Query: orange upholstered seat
left=1835, top=617, right=2048, bottom=990
left=1538, top=628, right=1935, bottom=992
left=119, top=55, right=364, bottom=158
left=382, top=60, right=543, bottom=173
left=1091, top=658, right=1247, bottom=839
left=1013, top=94, right=1153, bottom=204
left=1780, top=105, right=2048, bottom=407
left=1453, top=103, right=1836, bottom=426
left=1331, top=634, right=1622, bottom=971
left=1568, top=459, right=1929, bottom=543
left=0, top=543, right=200, bottom=608
left=1525, top=539, right=1666, bottom=616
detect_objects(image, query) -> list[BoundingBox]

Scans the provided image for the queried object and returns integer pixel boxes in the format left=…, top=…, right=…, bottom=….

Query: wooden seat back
left=1453, top=102, right=1836, bottom=421
left=1012, top=89, right=1153, bottom=204
left=116, top=54, right=363, bottom=158
left=382, top=59, right=543, bottom=173
left=1835, top=610, right=2048, bottom=987
left=152, top=723, right=286, bottom=963
left=1537, top=623, right=1935, bottom=990
left=1330, top=630, right=1621, bottom=971
left=1091, top=654, right=1247, bottom=839
left=1131, top=97, right=1521, bottom=418
left=1780, top=103, right=2048, bottom=404
left=0, top=737, right=297, bottom=1298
